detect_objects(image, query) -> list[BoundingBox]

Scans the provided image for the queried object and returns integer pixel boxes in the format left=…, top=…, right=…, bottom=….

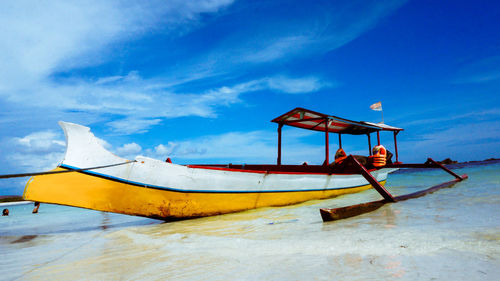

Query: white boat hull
left=23, top=122, right=396, bottom=219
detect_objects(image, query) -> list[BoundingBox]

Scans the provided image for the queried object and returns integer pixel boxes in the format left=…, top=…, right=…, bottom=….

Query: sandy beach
left=1, top=161, right=499, bottom=280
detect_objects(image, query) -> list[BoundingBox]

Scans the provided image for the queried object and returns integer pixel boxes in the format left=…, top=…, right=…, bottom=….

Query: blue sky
left=1, top=0, right=499, bottom=195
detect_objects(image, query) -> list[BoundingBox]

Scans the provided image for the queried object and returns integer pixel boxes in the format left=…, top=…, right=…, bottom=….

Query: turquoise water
left=1, top=161, right=499, bottom=280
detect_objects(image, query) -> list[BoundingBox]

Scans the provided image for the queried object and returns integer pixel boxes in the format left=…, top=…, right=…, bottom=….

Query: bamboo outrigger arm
left=345, top=155, right=396, bottom=202
left=320, top=157, right=468, bottom=222
left=385, top=158, right=464, bottom=180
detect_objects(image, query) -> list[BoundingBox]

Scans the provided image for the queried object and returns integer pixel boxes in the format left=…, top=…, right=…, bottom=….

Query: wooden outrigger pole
left=320, top=158, right=468, bottom=222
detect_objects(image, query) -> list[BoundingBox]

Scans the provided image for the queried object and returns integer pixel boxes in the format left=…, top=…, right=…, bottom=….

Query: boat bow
left=59, top=121, right=129, bottom=169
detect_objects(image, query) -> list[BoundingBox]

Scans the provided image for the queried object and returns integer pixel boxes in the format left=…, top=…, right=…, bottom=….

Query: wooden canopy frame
left=272, top=108, right=404, bottom=165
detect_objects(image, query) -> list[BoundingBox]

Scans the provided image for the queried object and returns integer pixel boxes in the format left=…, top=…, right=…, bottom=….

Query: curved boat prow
left=58, top=121, right=128, bottom=168
left=23, top=122, right=134, bottom=211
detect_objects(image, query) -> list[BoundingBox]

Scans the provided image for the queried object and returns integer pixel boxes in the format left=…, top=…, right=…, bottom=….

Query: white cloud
left=162, top=0, right=234, bottom=22
left=0, top=0, right=402, bottom=136
left=0, top=0, right=412, bottom=195
left=95, top=71, right=142, bottom=85
left=0, top=2, right=131, bottom=90
left=155, top=143, right=177, bottom=156
left=183, top=0, right=408, bottom=78
left=144, top=129, right=326, bottom=165
left=12, top=131, right=65, bottom=153
left=5, top=129, right=120, bottom=172
left=116, top=142, right=142, bottom=156
left=7, top=130, right=66, bottom=171
left=452, top=56, right=500, bottom=84
left=241, top=36, right=312, bottom=63
left=399, top=121, right=500, bottom=162
left=0, top=1, right=234, bottom=93
left=266, top=76, right=330, bottom=94
left=6, top=73, right=328, bottom=135
left=7, top=151, right=65, bottom=172
left=0, top=1, right=240, bottom=136
left=108, top=118, right=163, bottom=135
left=413, top=121, right=500, bottom=147
left=453, top=71, right=500, bottom=84
left=399, top=109, right=500, bottom=127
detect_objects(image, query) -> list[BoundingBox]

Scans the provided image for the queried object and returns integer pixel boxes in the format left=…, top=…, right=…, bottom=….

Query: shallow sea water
left=1, top=161, right=499, bottom=280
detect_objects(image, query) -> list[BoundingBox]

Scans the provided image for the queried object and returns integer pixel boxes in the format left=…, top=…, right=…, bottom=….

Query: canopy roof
left=271, top=107, right=403, bottom=135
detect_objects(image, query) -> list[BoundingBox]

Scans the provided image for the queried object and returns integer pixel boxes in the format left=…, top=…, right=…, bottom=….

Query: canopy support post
left=324, top=118, right=329, bottom=165
left=338, top=133, right=342, bottom=149
left=277, top=123, right=283, bottom=166
left=367, top=133, right=372, bottom=155
left=377, top=131, right=380, bottom=145
left=393, top=131, right=399, bottom=163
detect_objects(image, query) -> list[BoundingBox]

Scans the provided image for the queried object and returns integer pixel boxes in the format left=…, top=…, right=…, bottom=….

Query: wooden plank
left=320, top=174, right=468, bottom=222
left=426, top=158, right=464, bottom=180
left=320, top=200, right=386, bottom=221
left=347, top=155, right=396, bottom=202
left=386, top=159, right=465, bottom=181
left=395, top=174, right=468, bottom=201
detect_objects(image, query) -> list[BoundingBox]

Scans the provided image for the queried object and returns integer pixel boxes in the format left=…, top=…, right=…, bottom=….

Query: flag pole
left=381, top=109, right=384, bottom=124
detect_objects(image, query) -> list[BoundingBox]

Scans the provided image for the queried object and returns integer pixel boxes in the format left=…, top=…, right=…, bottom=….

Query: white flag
left=370, top=101, right=382, bottom=111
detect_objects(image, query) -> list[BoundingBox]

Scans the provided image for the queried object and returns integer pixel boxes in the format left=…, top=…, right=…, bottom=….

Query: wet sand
left=1, top=161, right=499, bottom=280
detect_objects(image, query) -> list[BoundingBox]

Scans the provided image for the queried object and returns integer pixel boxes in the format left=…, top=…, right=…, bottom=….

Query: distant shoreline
left=0, top=195, right=32, bottom=207
left=437, top=157, right=500, bottom=165
left=0, top=195, right=24, bottom=203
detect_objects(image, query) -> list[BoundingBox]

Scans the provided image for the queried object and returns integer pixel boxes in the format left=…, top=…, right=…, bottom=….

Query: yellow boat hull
left=23, top=167, right=383, bottom=220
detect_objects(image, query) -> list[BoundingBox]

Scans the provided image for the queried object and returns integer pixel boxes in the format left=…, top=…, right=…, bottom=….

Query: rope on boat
left=0, top=160, right=137, bottom=179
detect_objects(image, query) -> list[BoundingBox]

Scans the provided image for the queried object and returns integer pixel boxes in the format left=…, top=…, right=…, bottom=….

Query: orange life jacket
left=334, top=148, right=347, bottom=164
left=369, top=145, right=386, bottom=167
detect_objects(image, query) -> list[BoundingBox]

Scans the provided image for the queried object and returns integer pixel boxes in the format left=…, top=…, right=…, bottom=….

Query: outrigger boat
left=22, top=107, right=467, bottom=220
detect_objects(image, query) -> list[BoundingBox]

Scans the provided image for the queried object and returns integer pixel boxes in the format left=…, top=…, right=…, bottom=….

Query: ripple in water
left=1, top=161, right=499, bottom=280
